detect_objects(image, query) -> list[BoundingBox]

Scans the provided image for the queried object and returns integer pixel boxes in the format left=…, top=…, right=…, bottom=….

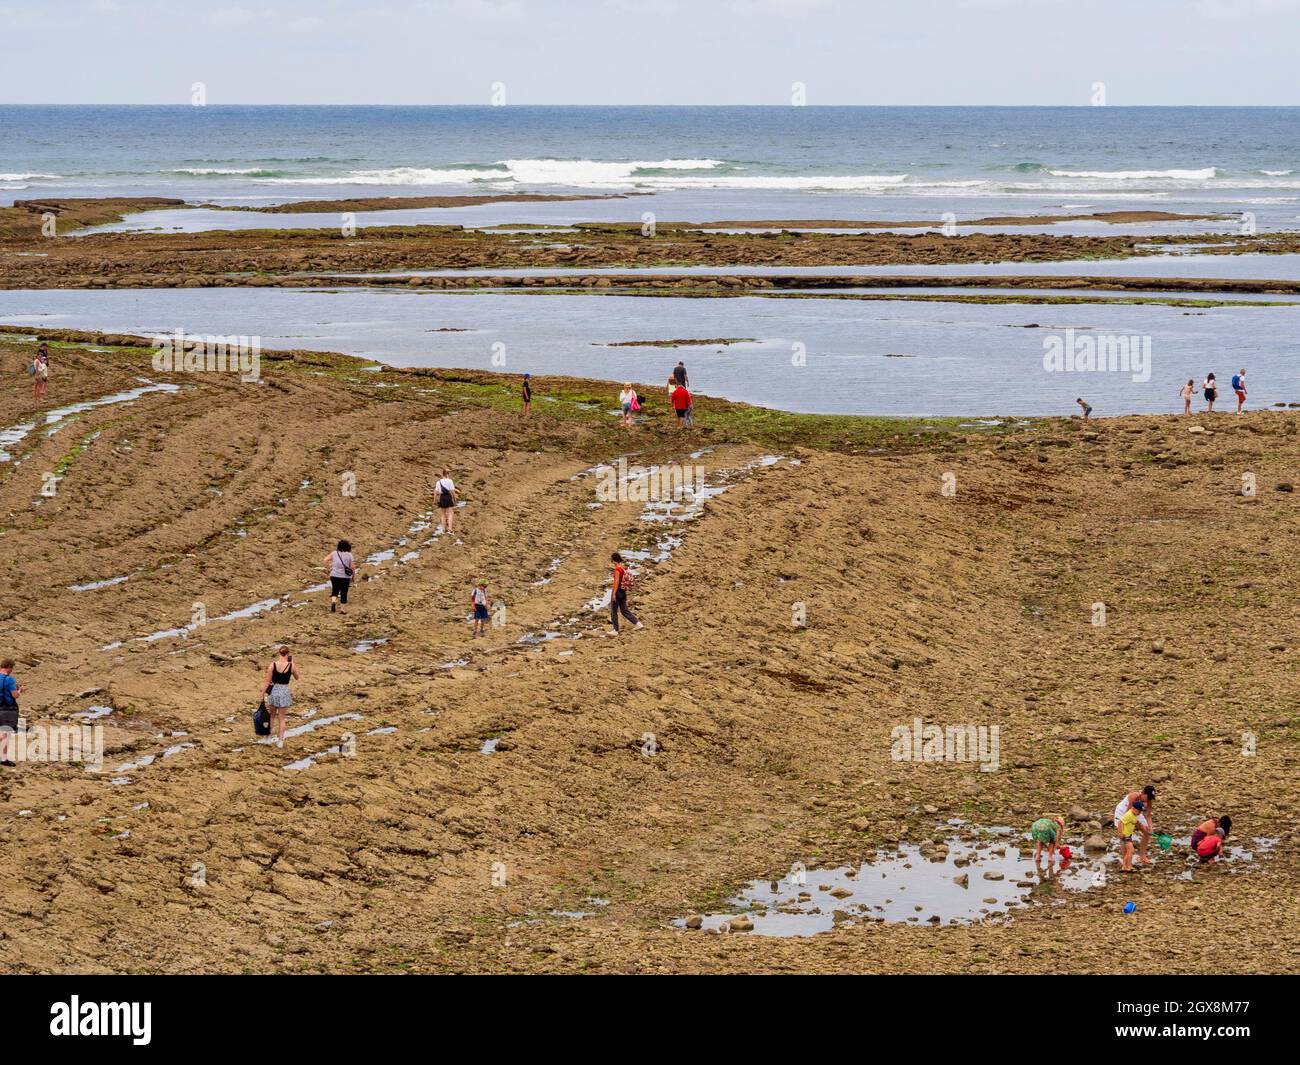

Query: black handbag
left=253, top=698, right=271, bottom=736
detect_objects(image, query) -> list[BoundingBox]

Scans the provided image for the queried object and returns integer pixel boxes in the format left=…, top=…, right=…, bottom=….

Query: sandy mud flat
left=0, top=328, right=1297, bottom=973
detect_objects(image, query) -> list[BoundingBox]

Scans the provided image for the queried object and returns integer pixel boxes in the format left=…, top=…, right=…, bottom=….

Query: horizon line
left=5, top=102, right=1300, bottom=109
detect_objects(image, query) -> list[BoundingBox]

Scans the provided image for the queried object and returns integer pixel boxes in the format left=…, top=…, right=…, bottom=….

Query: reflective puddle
left=679, top=825, right=1279, bottom=935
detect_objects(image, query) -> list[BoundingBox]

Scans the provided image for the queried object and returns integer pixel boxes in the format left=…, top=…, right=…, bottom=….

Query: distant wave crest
left=254, top=158, right=909, bottom=191
left=1047, top=167, right=1218, bottom=180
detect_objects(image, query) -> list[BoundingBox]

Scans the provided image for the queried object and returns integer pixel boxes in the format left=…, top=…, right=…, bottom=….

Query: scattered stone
left=726, top=915, right=754, bottom=933
left=953, top=873, right=969, bottom=888
left=982, top=871, right=1005, bottom=881
left=684, top=915, right=703, bottom=930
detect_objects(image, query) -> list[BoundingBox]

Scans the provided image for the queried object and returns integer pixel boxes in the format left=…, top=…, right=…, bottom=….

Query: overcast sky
left=2, top=0, right=1299, bottom=105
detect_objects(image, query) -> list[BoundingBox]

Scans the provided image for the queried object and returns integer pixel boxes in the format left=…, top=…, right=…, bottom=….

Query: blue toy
left=1123, top=901, right=1136, bottom=914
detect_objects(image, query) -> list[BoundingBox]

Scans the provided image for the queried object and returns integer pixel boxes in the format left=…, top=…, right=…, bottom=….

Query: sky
left=1, top=0, right=1299, bottom=105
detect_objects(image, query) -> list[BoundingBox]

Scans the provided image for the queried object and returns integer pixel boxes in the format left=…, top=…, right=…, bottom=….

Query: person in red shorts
left=1191, top=815, right=1231, bottom=862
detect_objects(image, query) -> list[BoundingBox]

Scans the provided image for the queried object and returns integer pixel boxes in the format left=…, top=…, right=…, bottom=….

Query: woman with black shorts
left=325, top=539, right=354, bottom=613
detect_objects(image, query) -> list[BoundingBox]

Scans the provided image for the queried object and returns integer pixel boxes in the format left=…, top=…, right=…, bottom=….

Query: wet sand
left=4, top=197, right=1299, bottom=292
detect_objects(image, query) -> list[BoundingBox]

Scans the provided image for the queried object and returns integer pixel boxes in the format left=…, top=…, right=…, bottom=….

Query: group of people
left=521, top=361, right=700, bottom=430
left=1182, top=368, right=1248, bottom=414
left=614, top=361, right=695, bottom=430
left=1076, top=368, right=1252, bottom=421
left=251, top=468, right=467, bottom=744
left=1029, top=785, right=1234, bottom=872
left=9, top=357, right=660, bottom=759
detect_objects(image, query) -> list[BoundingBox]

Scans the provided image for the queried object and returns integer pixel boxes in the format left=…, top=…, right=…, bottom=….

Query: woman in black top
left=260, top=646, right=300, bottom=747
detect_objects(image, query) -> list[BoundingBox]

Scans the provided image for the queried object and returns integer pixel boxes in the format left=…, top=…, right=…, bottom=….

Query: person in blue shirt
left=1231, top=368, right=1247, bottom=414
left=0, top=658, right=24, bottom=767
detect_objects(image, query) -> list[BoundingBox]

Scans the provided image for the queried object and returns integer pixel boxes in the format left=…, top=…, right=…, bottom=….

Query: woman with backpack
left=609, top=552, right=643, bottom=635
left=325, top=538, right=355, bottom=613
left=435, top=468, right=458, bottom=535
left=260, top=646, right=300, bottom=747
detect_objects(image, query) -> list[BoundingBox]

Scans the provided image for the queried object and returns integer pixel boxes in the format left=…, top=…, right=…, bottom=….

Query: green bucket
left=1157, top=833, right=1173, bottom=851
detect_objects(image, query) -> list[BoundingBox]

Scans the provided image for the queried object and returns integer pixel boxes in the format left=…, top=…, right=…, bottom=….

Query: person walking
left=0, top=658, right=24, bottom=767
left=435, top=468, right=458, bottom=535
left=260, top=646, right=299, bottom=747
left=618, top=383, right=637, bottom=430
left=671, top=382, right=692, bottom=429
left=1180, top=378, right=1195, bottom=415
left=31, top=344, right=50, bottom=402
left=325, top=538, right=354, bottom=613
left=521, top=373, right=532, bottom=415
left=609, top=552, right=643, bottom=635
left=470, top=581, right=490, bottom=637
left=1231, top=368, right=1247, bottom=413
left=672, top=360, right=688, bottom=388
left=1203, top=372, right=1218, bottom=412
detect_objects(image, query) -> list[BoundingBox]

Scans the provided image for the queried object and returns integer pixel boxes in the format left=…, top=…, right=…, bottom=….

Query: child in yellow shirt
left=1119, top=799, right=1148, bottom=872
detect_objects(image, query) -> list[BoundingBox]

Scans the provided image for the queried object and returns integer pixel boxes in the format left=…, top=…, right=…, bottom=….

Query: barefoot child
left=1119, top=799, right=1148, bottom=872
left=1180, top=378, right=1194, bottom=415
left=471, top=581, right=490, bottom=638
left=1030, top=815, right=1066, bottom=863
left=1114, top=785, right=1156, bottom=865
left=1075, top=397, right=1092, bottom=421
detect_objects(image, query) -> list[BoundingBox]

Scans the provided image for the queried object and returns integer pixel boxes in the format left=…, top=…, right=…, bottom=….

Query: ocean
left=4, top=105, right=1299, bottom=415
left=3, top=105, right=1300, bottom=225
